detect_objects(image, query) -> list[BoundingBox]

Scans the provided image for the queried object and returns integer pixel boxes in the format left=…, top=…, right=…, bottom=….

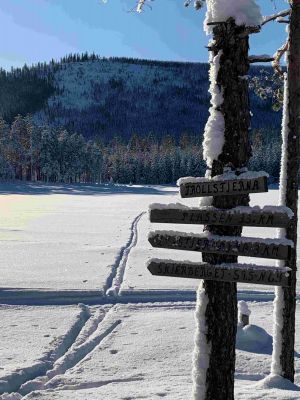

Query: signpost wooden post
left=147, top=171, right=296, bottom=395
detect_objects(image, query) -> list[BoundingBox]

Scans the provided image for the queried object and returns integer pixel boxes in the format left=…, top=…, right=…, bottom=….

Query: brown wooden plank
left=180, top=176, right=268, bottom=198
left=148, top=231, right=292, bottom=260
left=150, top=207, right=292, bottom=228
left=147, top=260, right=291, bottom=286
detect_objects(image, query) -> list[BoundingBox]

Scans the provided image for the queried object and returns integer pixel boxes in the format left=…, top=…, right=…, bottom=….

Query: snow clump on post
left=204, top=0, right=263, bottom=34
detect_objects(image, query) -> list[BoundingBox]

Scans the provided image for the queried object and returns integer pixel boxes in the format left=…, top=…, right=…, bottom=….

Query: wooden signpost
left=147, top=259, right=291, bottom=286
left=149, top=231, right=292, bottom=260
left=148, top=173, right=294, bottom=287
left=180, top=175, right=268, bottom=198
left=150, top=206, right=292, bottom=228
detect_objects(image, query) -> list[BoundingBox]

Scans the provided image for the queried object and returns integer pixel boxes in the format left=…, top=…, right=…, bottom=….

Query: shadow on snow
left=0, top=182, right=177, bottom=196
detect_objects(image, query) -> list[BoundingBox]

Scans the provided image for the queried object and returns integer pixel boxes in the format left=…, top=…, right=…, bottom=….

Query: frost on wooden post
left=194, top=1, right=263, bottom=398
left=203, top=49, right=224, bottom=168
left=272, top=74, right=289, bottom=376
left=192, top=285, right=211, bottom=400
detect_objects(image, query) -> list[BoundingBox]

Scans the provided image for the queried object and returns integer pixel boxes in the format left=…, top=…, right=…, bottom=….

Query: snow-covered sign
left=148, top=231, right=292, bottom=260
left=150, top=204, right=293, bottom=228
left=147, top=259, right=291, bottom=286
left=179, top=175, right=268, bottom=198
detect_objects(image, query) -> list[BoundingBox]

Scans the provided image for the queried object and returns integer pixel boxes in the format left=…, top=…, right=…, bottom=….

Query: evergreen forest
left=0, top=54, right=283, bottom=184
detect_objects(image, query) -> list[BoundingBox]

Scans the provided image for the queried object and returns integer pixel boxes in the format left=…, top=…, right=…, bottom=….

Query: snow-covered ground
left=0, top=304, right=90, bottom=394
left=0, top=183, right=299, bottom=399
left=0, top=183, right=176, bottom=302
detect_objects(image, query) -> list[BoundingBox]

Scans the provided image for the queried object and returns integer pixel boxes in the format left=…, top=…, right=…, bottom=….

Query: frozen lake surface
left=0, top=182, right=299, bottom=399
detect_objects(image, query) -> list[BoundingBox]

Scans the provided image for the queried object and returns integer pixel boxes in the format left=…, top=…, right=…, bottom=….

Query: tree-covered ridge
left=0, top=54, right=282, bottom=142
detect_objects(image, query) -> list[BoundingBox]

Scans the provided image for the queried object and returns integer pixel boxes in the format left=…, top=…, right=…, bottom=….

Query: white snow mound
left=236, top=324, right=272, bottom=353
left=255, top=374, right=300, bottom=391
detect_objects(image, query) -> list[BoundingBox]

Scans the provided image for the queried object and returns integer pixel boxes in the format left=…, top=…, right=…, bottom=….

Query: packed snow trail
left=7, top=301, right=299, bottom=400
left=0, top=304, right=90, bottom=395
left=18, top=306, right=121, bottom=396
left=106, top=212, right=145, bottom=296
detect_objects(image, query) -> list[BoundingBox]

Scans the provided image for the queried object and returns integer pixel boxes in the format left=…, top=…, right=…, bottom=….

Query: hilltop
left=0, top=54, right=281, bottom=143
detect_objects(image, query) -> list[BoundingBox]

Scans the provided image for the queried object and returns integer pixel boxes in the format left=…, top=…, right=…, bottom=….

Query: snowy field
left=0, top=182, right=299, bottom=399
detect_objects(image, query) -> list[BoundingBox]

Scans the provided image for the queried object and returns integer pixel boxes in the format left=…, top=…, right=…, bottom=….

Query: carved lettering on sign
left=150, top=208, right=291, bottom=228
left=180, top=176, right=268, bottom=198
left=147, top=260, right=291, bottom=286
left=148, top=232, right=292, bottom=260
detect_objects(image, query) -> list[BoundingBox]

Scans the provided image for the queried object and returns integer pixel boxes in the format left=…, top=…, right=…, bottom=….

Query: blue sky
left=0, top=0, right=289, bottom=70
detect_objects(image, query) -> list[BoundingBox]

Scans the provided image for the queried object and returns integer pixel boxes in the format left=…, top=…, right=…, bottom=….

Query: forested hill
left=0, top=54, right=281, bottom=142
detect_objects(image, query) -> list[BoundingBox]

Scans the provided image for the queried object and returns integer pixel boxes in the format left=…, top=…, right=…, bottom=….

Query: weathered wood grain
left=148, top=232, right=292, bottom=260
left=150, top=207, right=291, bottom=228
left=147, top=260, right=291, bottom=286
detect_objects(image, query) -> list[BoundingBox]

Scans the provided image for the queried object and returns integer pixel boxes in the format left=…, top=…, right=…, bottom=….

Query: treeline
left=0, top=114, right=283, bottom=184
left=0, top=115, right=209, bottom=184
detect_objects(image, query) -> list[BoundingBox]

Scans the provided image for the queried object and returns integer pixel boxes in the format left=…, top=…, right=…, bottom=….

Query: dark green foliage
left=249, top=69, right=285, bottom=112
left=0, top=67, right=55, bottom=123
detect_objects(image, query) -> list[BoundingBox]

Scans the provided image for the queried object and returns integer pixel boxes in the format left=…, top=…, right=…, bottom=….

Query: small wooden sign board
left=148, top=172, right=294, bottom=288
left=150, top=206, right=292, bottom=228
left=148, top=232, right=292, bottom=260
left=148, top=260, right=291, bottom=287
left=180, top=176, right=268, bottom=198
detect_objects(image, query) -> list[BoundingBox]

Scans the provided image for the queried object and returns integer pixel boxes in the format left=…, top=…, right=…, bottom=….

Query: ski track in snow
left=17, top=306, right=122, bottom=396
left=0, top=304, right=91, bottom=396
left=0, top=209, right=299, bottom=306
left=106, top=211, right=145, bottom=297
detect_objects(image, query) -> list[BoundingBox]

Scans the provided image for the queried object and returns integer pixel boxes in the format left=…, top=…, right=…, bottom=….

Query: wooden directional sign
left=150, top=206, right=292, bottom=228
left=148, top=231, right=292, bottom=260
left=147, top=260, right=292, bottom=287
left=180, top=176, right=268, bottom=198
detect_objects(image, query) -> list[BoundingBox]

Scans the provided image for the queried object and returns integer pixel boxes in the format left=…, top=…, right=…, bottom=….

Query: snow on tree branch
left=272, top=41, right=289, bottom=76
left=248, top=55, right=274, bottom=63
left=261, top=9, right=291, bottom=26
left=136, top=0, right=147, bottom=13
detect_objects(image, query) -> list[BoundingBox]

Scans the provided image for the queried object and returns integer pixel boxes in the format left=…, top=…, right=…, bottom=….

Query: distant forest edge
left=0, top=115, right=280, bottom=184
left=0, top=53, right=283, bottom=183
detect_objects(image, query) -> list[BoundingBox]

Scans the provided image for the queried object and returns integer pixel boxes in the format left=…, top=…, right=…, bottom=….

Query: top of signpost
left=178, top=171, right=269, bottom=198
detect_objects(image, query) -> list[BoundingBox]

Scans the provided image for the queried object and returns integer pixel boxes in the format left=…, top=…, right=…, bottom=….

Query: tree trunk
left=279, top=1, right=300, bottom=381
left=202, top=19, right=252, bottom=400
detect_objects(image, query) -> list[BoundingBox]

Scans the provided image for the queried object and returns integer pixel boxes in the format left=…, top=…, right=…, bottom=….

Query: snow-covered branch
left=272, top=41, right=289, bottom=75
left=136, top=0, right=147, bottom=13
left=249, top=55, right=274, bottom=63
left=261, top=9, right=291, bottom=26
left=277, top=17, right=290, bottom=24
